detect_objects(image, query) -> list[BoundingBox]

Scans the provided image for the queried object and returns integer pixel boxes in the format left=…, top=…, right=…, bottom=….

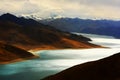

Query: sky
left=0, top=0, right=120, bottom=19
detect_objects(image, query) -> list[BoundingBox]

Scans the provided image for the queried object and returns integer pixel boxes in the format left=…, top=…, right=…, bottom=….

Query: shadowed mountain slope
left=43, top=53, right=120, bottom=80
left=0, top=42, right=37, bottom=64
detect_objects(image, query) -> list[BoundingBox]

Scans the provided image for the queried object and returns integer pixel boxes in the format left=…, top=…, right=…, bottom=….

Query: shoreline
left=0, top=46, right=107, bottom=65
left=28, top=46, right=107, bottom=53
left=0, top=55, right=39, bottom=65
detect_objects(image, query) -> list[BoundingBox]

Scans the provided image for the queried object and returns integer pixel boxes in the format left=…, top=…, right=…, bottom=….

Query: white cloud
left=0, top=0, right=120, bottom=19
left=0, top=0, right=39, bottom=15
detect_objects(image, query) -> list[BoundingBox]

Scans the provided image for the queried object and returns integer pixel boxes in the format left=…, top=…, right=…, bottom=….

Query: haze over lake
left=0, top=33, right=120, bottom=80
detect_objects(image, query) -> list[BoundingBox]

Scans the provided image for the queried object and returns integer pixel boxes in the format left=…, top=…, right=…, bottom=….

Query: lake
left=0, top=34, right=120, bottom=80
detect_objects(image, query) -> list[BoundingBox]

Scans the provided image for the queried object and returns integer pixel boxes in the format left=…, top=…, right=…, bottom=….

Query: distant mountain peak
left=0, top=13, right=18, bottom=22
left=0, top=13, right=42, bottom=26
left=1, top=13, right=17, bottom=18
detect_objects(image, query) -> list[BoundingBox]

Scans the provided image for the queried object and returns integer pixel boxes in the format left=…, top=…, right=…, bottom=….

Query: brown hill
left=0, top=13, right=102, bottom=50
left=0, top=42, right=37, bottom=64
left=43, top=53, right=120, bottom=80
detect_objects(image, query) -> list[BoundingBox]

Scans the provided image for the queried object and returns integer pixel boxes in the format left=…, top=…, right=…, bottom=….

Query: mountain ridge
left=0, top=13, right=102, bottom=50
left=40, top=18, right=120, bottom=38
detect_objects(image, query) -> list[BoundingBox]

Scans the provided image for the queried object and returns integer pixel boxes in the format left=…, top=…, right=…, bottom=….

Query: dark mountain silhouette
left=43, top=53, right=120, bottom=80
left=41, top=18, right=120, bottom=38
left=0, top=13, right=41, bottom=26
left=0, top=42, right=37, bottom=64
left=0, top=13, right=102, bottom=50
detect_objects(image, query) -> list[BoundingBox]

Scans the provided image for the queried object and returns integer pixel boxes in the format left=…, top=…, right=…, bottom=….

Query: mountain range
left=40, top=18, right=120, bottom=38
left=0, top=13, right=101, bottom=51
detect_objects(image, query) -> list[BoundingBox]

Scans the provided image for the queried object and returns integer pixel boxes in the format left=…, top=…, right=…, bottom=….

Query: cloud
left=64, top=0, right=120, bottom=7
left=0, top=0, right=120, bottom=19
left=0, top=0, right=40, bottom=15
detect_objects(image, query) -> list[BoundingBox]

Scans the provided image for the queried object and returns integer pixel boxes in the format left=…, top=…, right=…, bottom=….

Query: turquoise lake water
left=0, top=34, right=120, bottom=80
